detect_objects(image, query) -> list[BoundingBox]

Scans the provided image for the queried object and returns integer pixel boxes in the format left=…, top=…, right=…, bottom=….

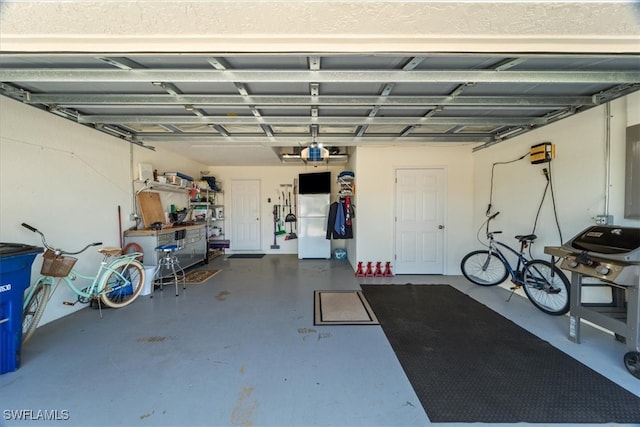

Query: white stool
left=152, top=243, right=185, bottom=296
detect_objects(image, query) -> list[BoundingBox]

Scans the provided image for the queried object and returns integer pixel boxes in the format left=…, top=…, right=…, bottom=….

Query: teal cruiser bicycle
left=21, top=223, right=145, bottom=343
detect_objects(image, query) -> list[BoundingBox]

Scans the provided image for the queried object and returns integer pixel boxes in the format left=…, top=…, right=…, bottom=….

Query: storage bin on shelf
left=163, top=172, right=194, bottom=188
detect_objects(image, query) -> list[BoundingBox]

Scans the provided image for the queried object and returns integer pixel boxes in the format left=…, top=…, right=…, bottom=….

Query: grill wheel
left=623, top=351, right=640, bottom=379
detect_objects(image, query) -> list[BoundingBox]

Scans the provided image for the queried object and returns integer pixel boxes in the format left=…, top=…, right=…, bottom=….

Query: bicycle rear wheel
left=99, top=259, right=145, bottom=308
left=22, top=279, right=51, bottom=344
left=460, top=250, right=508, bottom=286
left=522, top=260, right=570, bottom=315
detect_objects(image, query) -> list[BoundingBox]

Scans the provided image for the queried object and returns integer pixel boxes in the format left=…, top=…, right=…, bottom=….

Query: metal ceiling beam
left=402, top=83, right=473, bottom=137
left=357, top=82, right=396, bottom=136
left=308, top=56, right=321, bottom=71
left=210, top=124, right=230, bottom=136
left=2, top=69, right=638, bottom=83
left=402, top=57, right=426, bottom=70
left=206, top=56, right=275, bottom=139
left=134, top=134, right=491, bottom=145
left=77, top=115, right=548, bottom=126
left=152, top=82, right=181, bottom=96
left=95, top=56, right=144, bottom=70
left=159, top=124, right=182, bottom=133
left=491, top=58, right=527, bottom=71
left=25, top=94, right=597, bottom=107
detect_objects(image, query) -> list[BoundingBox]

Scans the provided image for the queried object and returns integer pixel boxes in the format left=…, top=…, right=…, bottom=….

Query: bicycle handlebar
left=22, top=222, right=102, bottom=255
left=21, top=222, right=38, bottom=233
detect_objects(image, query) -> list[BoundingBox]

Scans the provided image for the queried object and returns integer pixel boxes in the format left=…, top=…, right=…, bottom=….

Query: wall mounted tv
left=298, top=172, right=331, bottom=194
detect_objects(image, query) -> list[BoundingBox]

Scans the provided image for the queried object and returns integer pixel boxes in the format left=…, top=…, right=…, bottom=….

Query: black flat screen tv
left=298, top=172, right=331, bottom=194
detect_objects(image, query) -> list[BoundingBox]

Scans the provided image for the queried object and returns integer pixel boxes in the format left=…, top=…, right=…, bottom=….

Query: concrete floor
left=1, top=254, right=638, bottom=427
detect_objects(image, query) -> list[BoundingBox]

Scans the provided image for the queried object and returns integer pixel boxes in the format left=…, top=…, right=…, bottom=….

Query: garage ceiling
left=1, top=52, right=639, bottom=165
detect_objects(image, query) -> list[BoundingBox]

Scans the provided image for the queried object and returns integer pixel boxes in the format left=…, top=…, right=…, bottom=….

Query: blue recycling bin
left=0, top=243, right=43, bottom=374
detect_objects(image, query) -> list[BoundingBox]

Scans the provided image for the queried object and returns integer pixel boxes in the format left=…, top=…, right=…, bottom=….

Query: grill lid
left=568, top=226, right=640, bottom=256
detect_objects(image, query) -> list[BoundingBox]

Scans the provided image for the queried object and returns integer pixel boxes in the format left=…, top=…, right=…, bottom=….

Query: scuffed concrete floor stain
left=297, top=328, right=332, bottom=341
left=230, top=386, right=257, bottom=426
left=139, top=410, right=154, bottom=420
left=231, top=365, right=257, bottom=426
left=216, top=290, right=231, bottom=301
left=298, top=327, right=316, bottom=341
left=137, top=336, right=167, bottom=343
left=318, top=332, right=332, bottom=341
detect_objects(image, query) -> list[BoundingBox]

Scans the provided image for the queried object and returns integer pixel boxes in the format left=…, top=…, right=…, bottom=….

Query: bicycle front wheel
left=22, top=279, right=51, bottom=344
left=99, top=259, right=145, bottom=308
left=522, top=260, right=570, bottom=315
left=461, top=250, right=508, bottom=286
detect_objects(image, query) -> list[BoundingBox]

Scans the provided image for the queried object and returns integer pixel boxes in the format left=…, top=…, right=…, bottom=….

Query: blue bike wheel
left=461, top=250, right=508, bottom=286
left=522, top=260, right=570, bottom=315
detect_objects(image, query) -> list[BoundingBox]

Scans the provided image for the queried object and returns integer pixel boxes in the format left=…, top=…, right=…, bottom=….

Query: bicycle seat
left=515, top=234, right=537, bottom=243
left=99, top=247, right=122, bottom=256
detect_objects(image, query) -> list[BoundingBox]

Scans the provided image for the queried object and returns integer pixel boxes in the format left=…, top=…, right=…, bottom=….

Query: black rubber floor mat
left=361, top=284, right=640, bottom=423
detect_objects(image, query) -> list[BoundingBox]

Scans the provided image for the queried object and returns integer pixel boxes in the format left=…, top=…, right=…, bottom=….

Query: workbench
left=123, top=224, right=207, bottom=275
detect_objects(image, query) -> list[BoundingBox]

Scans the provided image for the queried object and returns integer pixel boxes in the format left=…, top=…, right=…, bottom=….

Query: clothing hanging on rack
left=344, top=195, right=352, bottom=225
left=326, top=197, right=354, bottom=239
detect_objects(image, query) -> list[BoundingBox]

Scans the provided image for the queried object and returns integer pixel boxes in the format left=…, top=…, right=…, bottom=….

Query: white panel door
left=230, top=179, right=261, bottom=251
left=395, top=168, right=446, bottom=274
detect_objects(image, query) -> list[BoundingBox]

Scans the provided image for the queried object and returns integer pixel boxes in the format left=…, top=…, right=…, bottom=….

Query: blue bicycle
left=460, top=212, right=570, bottom=315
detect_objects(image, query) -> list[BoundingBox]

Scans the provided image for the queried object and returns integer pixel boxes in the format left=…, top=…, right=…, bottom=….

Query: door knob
left=438, top=225, right=445, bottom=229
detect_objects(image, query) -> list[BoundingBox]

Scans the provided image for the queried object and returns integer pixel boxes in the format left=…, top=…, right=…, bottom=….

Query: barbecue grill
left=545, top=225, right=640, bottom=379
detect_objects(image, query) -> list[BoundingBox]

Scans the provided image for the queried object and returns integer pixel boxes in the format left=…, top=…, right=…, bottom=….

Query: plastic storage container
left=0, top=243, right=43, bottom=374
left=333, top=248, right=347, bottom=260
left=141, top=266, right=155, bottom=296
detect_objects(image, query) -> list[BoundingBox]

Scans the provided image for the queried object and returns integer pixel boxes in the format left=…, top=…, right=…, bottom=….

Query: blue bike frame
left=488, top=239, right=528, bottom=281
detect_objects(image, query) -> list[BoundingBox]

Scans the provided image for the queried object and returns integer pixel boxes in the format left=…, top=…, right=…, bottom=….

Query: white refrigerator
left=297, top=193, right=331, bottom=259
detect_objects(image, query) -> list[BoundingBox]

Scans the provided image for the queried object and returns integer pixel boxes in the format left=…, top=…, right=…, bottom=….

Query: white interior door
left=395, top=168, right=446, bottom=274
left=230, top=179, right=261, bottom=251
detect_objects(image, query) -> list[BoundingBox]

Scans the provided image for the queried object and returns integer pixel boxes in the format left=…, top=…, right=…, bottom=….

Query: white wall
left=0, top=96, right=206, bottom=325
left=628, top=91, right=640, bottom=127
left=344, top=149, right=358, bottom=268
left=471, top=94, right=640, bottom=265
left=205, top=164, right=347, bottom=255
left=354, top=145, right=475, bottom=275
left=131, top=146, right=209, bottom=227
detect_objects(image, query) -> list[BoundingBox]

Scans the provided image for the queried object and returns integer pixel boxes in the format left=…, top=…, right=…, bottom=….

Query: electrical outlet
left=129, top=213, right=138, bottom=221
left=595, top=215, right=613, bottom=225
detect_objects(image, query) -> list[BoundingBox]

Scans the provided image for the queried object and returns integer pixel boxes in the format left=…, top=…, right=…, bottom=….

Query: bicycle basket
left=40, top=250, right=77, bottom=277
